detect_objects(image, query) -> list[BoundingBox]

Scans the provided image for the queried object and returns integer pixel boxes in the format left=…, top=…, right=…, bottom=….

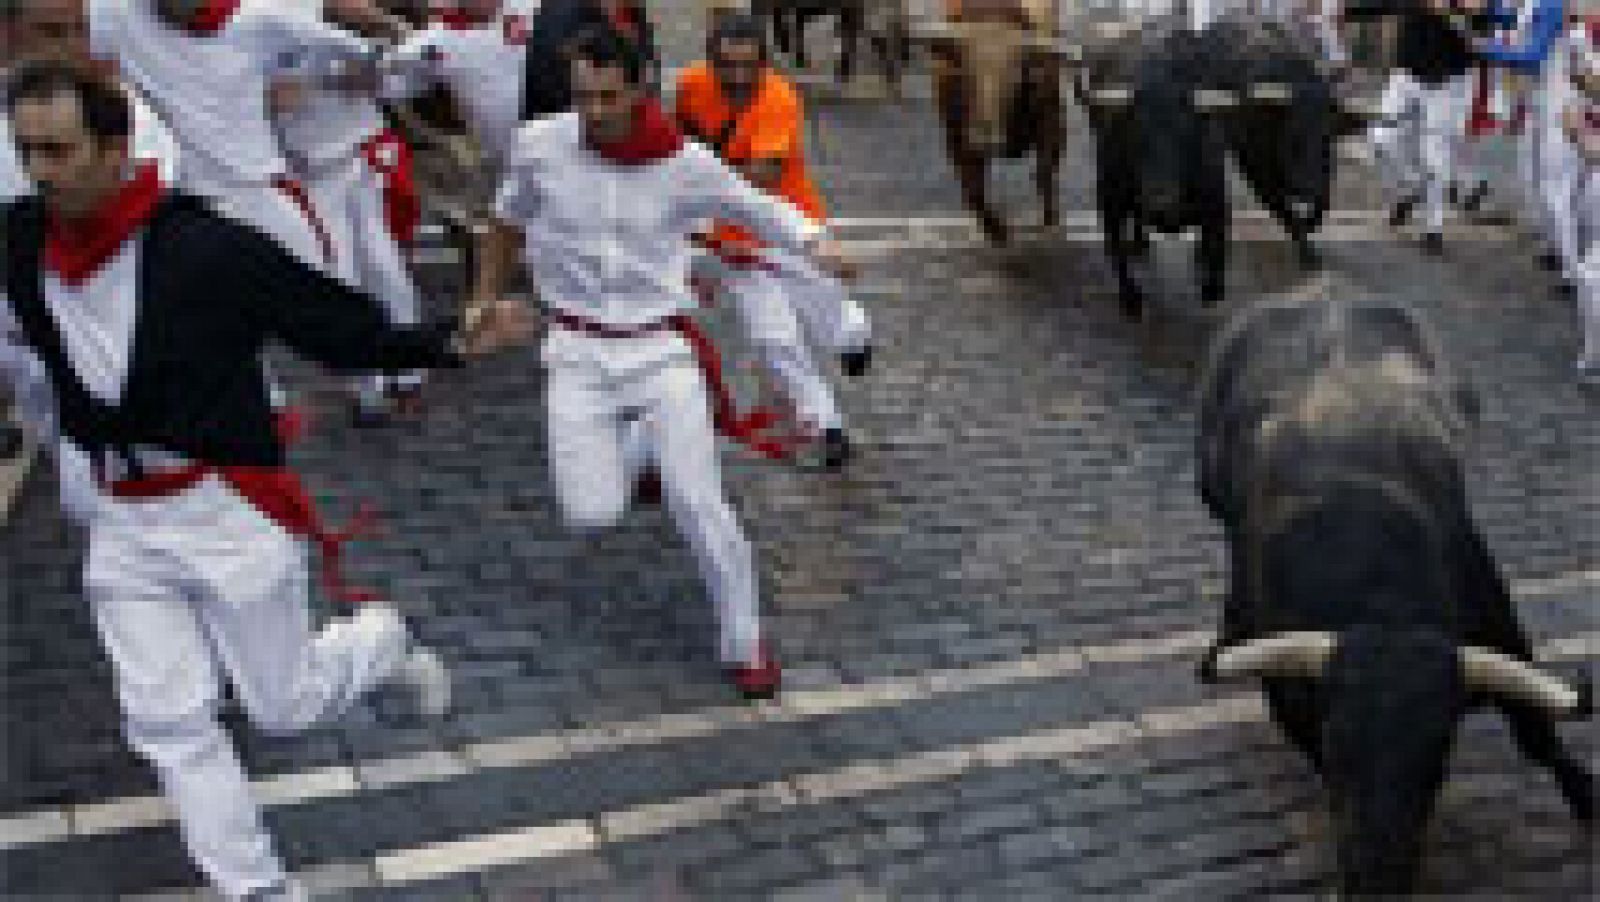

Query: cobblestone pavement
left=2, top=6, right=1596, bottom=900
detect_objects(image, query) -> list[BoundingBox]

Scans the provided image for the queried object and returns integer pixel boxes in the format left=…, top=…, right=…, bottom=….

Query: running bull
left=1194, top=286, right=1595, bottom=896
left=909, top=1, right=1075, bottom=244
left=1081, top=19, right=1230, bottom=319
left=1201, top=14, right=1341, bottom=271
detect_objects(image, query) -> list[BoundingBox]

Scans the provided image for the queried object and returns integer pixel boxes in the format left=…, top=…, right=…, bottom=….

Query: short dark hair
left=5, top=58, right=132, bottom=141
left=707, top=12, right=768, bottom=62
left=566, top=24, right=646, bottom=87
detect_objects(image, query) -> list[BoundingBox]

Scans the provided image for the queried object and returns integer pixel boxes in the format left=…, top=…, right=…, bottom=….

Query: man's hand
left=456, top=297, right=535, bottom=357
left=808, top=237, right=859, bottom=282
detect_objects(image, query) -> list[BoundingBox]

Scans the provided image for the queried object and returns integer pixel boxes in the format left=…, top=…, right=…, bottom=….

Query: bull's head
left=1206, top=627, right=1590, bottom=895
left=1249, top=73, right=1335, bottom=233
left=911, top=18, right=1076, bottom=156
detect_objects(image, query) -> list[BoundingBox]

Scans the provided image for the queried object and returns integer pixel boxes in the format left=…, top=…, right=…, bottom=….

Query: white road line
left=374, top=630, right=1594, bottom=887
left=0, top=570, right=1589, bottom=855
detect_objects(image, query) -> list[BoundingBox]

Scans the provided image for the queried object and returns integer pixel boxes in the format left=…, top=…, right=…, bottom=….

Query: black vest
left=2, top=193, right=459, bottom=469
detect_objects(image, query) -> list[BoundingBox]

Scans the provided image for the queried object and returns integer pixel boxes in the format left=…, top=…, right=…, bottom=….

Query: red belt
left=690, top=231, right=781, bottom=274
left=93, top=411, right=382, bottom=604
left=549, top=310, right=804, bottom=461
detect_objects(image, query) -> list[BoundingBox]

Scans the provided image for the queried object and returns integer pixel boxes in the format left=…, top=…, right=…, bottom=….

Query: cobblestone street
left=2, top=4, right=1596, bottom=899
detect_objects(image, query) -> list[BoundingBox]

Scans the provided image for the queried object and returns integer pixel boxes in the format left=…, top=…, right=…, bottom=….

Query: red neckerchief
left=44, top=162, right=165, bottom=287
left=184, top=0, right=241, bottom=35
left=585, top=97, right=685, bottom=165
left=607, top=1, right=639, bottom=39
left=432, top=9, right=486, bottom=29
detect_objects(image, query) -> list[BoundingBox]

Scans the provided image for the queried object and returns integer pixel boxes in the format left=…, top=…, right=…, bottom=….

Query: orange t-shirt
left=673, top=61, right=826, bottom=250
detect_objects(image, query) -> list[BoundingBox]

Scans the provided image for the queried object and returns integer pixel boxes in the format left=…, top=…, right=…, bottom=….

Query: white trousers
left=694, top=250, right=870, bottom=433
left=542, top=329, right=762, bottom=664
left=1371, top=70, right=1473, bottom=233
left=301, top=152, right=426, bottom=399
left=86, top=476, right=411, bottom=899
left=1578, top=166, right=1600, bottom=368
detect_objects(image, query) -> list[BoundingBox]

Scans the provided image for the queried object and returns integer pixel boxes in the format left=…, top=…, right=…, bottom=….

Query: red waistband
left=92, top=422, right=381, bottom=604
left=549, top=309, right=675, bottom=339
left=548, top=310, right=805, bottom=461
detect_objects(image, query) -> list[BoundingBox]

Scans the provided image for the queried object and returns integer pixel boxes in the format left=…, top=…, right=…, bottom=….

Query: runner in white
left=380, top=0, right=541, bottom=170
left=270, top=0, right=431, bottom=423
left=472, top=28, right=858, bottom=698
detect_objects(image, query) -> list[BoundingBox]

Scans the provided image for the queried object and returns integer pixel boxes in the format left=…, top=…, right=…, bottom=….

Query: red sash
left=549, top=311, right=805, bottom=461
left=95, top=411, right=383, bottom=605
left=360, top=129, right=421, bottom=246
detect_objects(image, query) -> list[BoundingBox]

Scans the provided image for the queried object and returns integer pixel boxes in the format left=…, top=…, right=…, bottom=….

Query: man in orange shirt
left=674, top=13, right=871, bottom=470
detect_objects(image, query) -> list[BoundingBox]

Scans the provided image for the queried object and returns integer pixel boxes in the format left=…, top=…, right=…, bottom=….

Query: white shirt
left=492, top=113, right=822, bottom=328
left=0, top=115, right=28, bottom=204
left=89, top=0, right=368, bottom=188
left=383, top=0, right=540, bottom=164
left=269, top=0, right=386, bottom=169
left=41, top=241, right=141, bottom=403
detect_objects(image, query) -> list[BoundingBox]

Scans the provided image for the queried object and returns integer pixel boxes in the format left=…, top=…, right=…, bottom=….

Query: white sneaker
left=394, top=645, right=452, bottom=721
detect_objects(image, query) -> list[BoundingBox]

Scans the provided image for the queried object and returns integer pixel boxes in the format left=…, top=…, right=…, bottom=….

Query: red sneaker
left=726, top=643, right=781, bottom=700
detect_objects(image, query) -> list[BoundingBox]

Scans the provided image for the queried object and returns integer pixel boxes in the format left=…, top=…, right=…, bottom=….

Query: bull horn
left=1193, top=89, right=1239, bottom=110
left=1209, top=631, right=1338, bottom=680
left=1021, top=33, right=1082, bottom=61
left=1249, top=82, right=1294, bottom=103
left=1092, top=21, right=1137, bottom=41
left=1458, top=648, right=1591, bottom=717
left=907, top=19, right=966, bottom=43
left=1088, top=85, right=1133, bottom=107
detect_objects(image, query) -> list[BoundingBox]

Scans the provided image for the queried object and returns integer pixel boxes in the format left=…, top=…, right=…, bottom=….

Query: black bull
left=1081, top=22, right=1230, bottom=320
left=1201, top=15, right=1342, bottom=270
left=1195, top=291, right=1594, bottom=895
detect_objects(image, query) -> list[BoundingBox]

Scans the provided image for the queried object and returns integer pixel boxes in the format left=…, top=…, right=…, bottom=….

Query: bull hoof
left=1296, top=241, right=1322, bottom=272
left=1559, top=766, right=1594, bottom=823
left=1119, top=290, right=1144, bottom=322
left=980, top=217, right=1010, bottom=245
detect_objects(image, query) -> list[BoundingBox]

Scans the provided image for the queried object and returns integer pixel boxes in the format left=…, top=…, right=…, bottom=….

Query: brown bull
left=914, top=1, right=1074, bottom=243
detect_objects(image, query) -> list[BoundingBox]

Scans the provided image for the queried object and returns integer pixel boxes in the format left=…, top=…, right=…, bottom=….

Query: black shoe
left=1390, top=194, right=1420, bottom=228
left=839, top=346, right=873, bottom=378
left=1458, top=180, right=1489, bottom=214
left=350, top=401, right=393, bottom=429
left=1555, top=280, right=1577, bottom=301
left=1538, top=250, right=1565, bottom=273
left=1421, top=232, right=1444, bottom=256
left=0, top=423, right=25, bottom=460
left=820, top=428, right=852, bottom=471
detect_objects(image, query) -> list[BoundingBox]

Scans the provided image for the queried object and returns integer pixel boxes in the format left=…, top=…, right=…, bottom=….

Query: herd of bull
left=913, top=11, right=1350, bottom=319
left=765, top=7, right=1595, bottom=896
